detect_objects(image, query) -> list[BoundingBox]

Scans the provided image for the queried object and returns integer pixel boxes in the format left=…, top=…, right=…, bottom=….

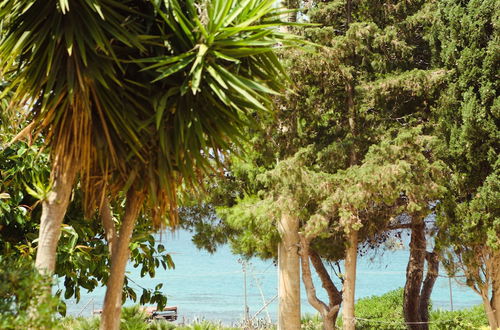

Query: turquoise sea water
left=65, top=230, right=482, bottom=324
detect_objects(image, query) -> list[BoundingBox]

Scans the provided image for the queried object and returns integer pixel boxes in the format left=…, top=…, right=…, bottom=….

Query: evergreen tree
left=431, top=0, right=500, bottom=327
left=182, top=0, right=449, bottom=328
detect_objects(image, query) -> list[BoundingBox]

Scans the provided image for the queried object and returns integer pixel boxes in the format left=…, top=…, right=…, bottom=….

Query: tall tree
left=1, top=0, right=300, bottom=328
left=430, top=0, right=500, bottom=328
left=181, top=1, right=449, bottom=329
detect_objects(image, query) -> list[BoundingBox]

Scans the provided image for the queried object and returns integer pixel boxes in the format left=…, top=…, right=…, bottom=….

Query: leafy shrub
left=148, top=320, right=177, bottom=330
left=56, top=316, right=100, bottom=330
left=0, top=256, right=60, bottom=329
left=350, top=288, right=406, bottom=329
left=429, top=305, right=488, bottom=330
left=121, top=305, right=149, bottom=330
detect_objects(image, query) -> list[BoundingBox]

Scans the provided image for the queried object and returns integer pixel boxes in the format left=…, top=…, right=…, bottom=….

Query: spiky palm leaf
left=0, top=0, right=300, bottom=226
left=129, top=0, right=300, bottom=225
left=0, top=0, right=148, bottom=198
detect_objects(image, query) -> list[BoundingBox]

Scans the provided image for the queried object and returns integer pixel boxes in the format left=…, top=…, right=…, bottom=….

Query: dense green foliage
left=0, top=256, right=60, bottom=329
left=334, top=289, right=487, bottom=330
left=0, top=0, right=498, bottom=327
left=0, top=0, right=299, bottom=223
left=178, top=0, right=499, bottom=325
left=0, top=140, right=173, bottom=310
left=181, top=0, right=449, bottom=274
left=432, top=0, right=500, bottom=295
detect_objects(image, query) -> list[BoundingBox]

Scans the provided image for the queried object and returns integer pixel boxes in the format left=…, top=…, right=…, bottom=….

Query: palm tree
left=0, top=0, right=147, bottom=274
left=1, top=1, right=299, bottom=328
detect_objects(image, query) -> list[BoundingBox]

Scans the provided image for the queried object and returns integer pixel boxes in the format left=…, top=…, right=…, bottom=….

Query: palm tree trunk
left=278, top=212, right=301, bottom=330
left=35, top=161, right=78, bottom=274
left=404, top=217, right=426, bottom=330
left=342, top=228, right=358, bottom=330
left=100, top=190, right=142, bottom=330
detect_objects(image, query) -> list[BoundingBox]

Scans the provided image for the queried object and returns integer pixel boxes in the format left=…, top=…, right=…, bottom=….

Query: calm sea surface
left=65, top=229, right=481, bottom=323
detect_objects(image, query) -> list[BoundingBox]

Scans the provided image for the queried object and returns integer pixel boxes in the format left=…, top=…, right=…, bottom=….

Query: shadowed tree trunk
left=419, top=251, right=439, bottom=325
left=492, top=252, right=500, bottom=329
left=299, top=234, right=342, bottom=330
left=483, top=251, right=500, bottom=329
left=404, top=216, right=426, bottom=330
left=35, top=159, right=78, bottom=275
left=278, top=212, right=301, bottom=330
left=482, top=290, right=498, bottom=329
left=100, top=190, right=142, bottom=330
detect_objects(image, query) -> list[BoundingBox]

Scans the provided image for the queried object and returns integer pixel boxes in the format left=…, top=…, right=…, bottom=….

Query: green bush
left=334, top=288, right=488, bottom=330
left=148, top=320, right=177, bottom=330
left=121, top=305, right=149, bottom=330
left=56, top=316, right=100, bottom=330
left=0, top=256, right=60, bottom=329
left=349, top=288, right=406, bottom=329
left=429, top=305, right=488, bottom=330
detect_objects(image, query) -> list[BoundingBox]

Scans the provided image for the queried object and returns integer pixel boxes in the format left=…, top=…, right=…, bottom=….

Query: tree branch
left=310, top=249, right=342, bottom=309
left=298, top=234, right=329, bottom=316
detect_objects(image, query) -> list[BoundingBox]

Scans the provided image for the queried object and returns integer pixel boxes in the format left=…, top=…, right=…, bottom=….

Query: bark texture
left=299, top=235, right=342, bottom=330
left=342, top=228, right=358, bottom=330
left=419, top=252, right=439, bottom=325
left=100, top=190, right=142, bottom=330
left=343, top=0, right=358, bottom=325
left=35, top=161, right=78, bottom=274
left=487, top=251, right=500, bottom=329
left=277, top=212, right=301, bottom=330
left=482, top=292, right=498, bottom=329
left=100, top=196, right=117, bottom=256
left=404, top=217, right=426, bottom=330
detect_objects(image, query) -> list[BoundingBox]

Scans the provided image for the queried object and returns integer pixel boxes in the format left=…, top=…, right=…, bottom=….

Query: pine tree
left=183, top=1, right=449, bottom=328
left=431, top=0, right=500, bottom=327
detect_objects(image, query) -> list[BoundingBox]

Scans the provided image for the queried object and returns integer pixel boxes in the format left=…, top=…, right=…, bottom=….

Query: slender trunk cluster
left=299, top=234, right=342, bottom=330
left=277, top=212, right=301, bottom=330
left=403, top=216, right=439, bottom=330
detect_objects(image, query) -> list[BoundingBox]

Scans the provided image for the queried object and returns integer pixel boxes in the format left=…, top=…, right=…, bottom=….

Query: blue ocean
left=65, top=229, right=481, bottom=324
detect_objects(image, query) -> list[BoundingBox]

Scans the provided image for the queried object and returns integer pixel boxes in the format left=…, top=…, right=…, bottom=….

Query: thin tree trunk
left=481, top=292, right=498, bottom=330
left=491, top=251, right=500, bottom=329
left=310, top=250, right=342, bottom=314
left=343, top=0, right=358, bottom=326
left=100, top=190, right=142, bottom=330
left=278, top=212, right=301, bottom=330
left=35, top=160, right=78, bottom=274
left=299, top=236, right=329, bottom=315
left=342, top=228, right=358, bottom=330
left=419, top=251, right=439, bottom=326
left=404, top=217, right=426, bottom=330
